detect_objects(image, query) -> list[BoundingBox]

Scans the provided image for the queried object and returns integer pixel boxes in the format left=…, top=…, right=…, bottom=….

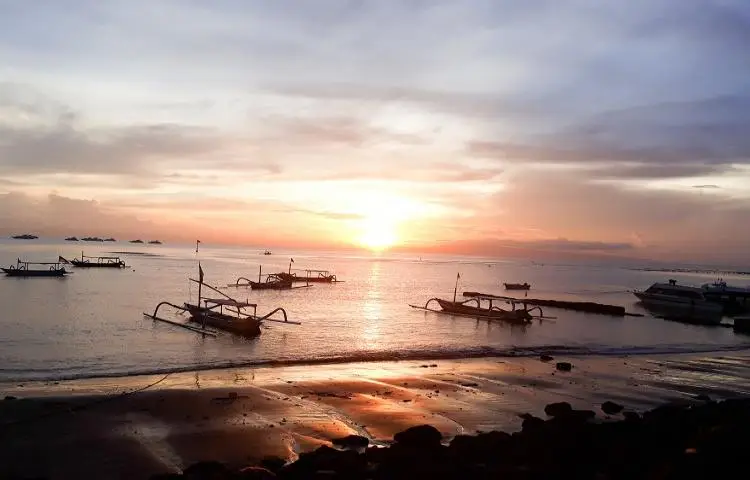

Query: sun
left=358, top=217, right=397, bottom=251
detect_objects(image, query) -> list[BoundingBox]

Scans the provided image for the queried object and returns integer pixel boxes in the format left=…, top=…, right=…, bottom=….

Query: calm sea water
left=1, top=240, right=749, bottom=382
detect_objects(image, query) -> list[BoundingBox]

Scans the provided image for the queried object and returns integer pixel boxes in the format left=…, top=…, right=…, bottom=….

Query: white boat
left=633, top=280, right=723, bottom=317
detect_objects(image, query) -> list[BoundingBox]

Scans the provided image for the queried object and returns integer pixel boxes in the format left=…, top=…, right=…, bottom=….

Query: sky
left=1, top=0, right=749, bottom=264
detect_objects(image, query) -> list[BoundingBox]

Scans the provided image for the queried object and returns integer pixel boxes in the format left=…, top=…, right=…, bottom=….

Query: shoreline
left=3, top=342, right=750, bottom=387
left=3, top=351, right=750, bottom=479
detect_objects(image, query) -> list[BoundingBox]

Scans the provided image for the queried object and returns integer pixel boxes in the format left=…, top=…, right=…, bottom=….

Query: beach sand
left=2, top=351, right=750, bottom=479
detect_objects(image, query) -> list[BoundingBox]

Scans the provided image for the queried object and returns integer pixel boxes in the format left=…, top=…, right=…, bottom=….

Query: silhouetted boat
left=81, top=237, right=104, bottom=242
left=144, top=264, right=298, bottom=338
left=263, top=250, right=272, bottom=255
left=11, top=234, right=38, bottom=240
left=504, top=282, right=531, bottom=290
left=411, top=295, right=537, bottom=325
left=59, top=253, right=126, bottom=268
left=277, top=269, right=338, bottom=283
left=104, top=238, right=116, bottom=242
left=246, top=273, right=293, bottom=290
left=2, top=259, right=69, bottom=277
left=65, top=237, right=79, bottom=242
left=148, top=240, right=162, bottom=245
left=633, top=280, right=722, bottom=317
left=129, top=239, right=144, bottom=244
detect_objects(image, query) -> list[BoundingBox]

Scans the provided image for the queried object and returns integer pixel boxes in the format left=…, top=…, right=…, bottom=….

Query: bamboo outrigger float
left=60, top=252, right=126, bottom=268
left=2, top=259, right=70, bottom=277
left=144, top=264, right=299, bottom=338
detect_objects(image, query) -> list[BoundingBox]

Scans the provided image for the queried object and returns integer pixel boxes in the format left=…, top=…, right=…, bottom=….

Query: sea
left=1, top=239, right=749, bottom=383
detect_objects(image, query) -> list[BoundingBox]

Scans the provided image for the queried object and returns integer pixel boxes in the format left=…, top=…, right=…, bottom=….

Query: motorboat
left=633, top=280, right=723, bottom=317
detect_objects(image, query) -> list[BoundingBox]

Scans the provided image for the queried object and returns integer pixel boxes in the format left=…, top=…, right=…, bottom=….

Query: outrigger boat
left=145, top=264, right=298, bottom=338
left=277, top=269, right=338, bottom=283
left=504, top=282, right=531, bottom=290
left=59, top=253, right=126, bottom=268
left=410, top=274, right=543, bottom=325
left=411, top=296, right=540, bottom=325
left=2, top=259, right=70, bottom=277
left=234, top=266, right=294, bottom=290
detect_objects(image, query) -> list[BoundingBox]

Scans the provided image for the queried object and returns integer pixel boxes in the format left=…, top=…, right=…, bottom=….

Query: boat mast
left=453, top=272, right=460, bottom=303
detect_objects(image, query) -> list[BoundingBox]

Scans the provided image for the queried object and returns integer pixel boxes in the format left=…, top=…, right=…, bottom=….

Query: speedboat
left=633, top=280, right=723, bottom=316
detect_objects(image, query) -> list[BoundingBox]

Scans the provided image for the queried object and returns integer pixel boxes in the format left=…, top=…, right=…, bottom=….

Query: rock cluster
left=142, top=397, right=747, bottom=479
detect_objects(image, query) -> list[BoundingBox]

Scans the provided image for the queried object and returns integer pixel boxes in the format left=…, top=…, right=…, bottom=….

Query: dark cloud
left=468, top=95, right=750, bottom=179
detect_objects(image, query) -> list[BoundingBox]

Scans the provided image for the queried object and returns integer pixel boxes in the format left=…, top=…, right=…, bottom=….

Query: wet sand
left=2, top=351, right=750, bottom=479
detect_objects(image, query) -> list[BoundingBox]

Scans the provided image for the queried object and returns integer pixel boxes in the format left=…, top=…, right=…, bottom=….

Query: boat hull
left=436, top=299, right=531, bottom=324
left=277, top=273, right=335, bottom=283
left=504, top=283, right=530, bottom=290
left=2, top=268, right=67, bottom=277
left=71, top=261, right=124, bottom=268
left=633, top=292, right=723, bottom=314
left=249, top=279, right=293, bottom=290
left=184, top=304, right=262, bottom=337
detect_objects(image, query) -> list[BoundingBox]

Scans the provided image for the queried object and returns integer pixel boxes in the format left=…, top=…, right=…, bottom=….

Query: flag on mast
left=196, top=239, right=201, bottom=253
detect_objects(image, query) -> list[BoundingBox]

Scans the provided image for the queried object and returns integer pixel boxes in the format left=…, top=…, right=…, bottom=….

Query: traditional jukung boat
left=411, top=296, right=539, bottom=325
left=145, top=265, right=298, bottom=338
left=277, top=269, right=338, bottom=283
left=504, top=282, right=531, bottom=290
left=2, top=259, right=70, bottom=277
left=234, top=266, right=294, bottom=290
left=236, top=273, right=293, bottom=290
left=410, top=273, right=543, bottom=324
left=60, top=253, right=126, bottom=268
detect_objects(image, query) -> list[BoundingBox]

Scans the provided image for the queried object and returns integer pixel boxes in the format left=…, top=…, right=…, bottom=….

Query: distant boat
left=11, top=234, right=38, bottom=240
left=59, top=253, right=126, bottom=268
left=129, top=239, right=144, bottom=244
left=148, top=240, right=162, bottom=245
left=104, top=238, right=116, bottom=242
left=81, top=237, right=104, bottom=242
left=65, top=237, right=79, bottom=242
left=504, top=282, right=531, bottom=291
left=2, top=258, right=69, bottom=277
left=263, top=250, right=272, bottom=255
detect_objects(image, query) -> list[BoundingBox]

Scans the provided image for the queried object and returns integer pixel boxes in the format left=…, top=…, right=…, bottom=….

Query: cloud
left=468, top=95, right=750, bottom=180
left=0, top=192, right=157, bottom=238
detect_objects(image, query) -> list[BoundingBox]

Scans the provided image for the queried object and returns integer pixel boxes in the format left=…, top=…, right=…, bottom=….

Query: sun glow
left=359, top=216, right=397, bottom=251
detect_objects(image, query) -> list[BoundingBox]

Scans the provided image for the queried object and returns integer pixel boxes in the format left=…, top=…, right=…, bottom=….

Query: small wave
left=2, top=343, right=750, bottom=384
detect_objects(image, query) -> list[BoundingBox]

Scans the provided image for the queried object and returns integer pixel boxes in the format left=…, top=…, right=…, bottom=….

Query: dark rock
left=260, top=456, right=286, bottom=472
left=544, top=401, right=573, bottom=417
left=4, top=395, right=17, bottom=401
left=556, top=362, right=573, bottom=372
left=540, top=354, right=554, bottom=362
left=281, top=445, right=365, bottom=478
left=183, top=460, right=230, bottom=479
left=519, top=413, right=545, bottom=433
left=332, top=434, right=369, bottom=449
left=601, top=401, right=624, bottom=415
left=393, top=424, right=442, bottom=448
left=623, top=411, right=641, bottom=422
left=236, top=466, right=276, bottom=479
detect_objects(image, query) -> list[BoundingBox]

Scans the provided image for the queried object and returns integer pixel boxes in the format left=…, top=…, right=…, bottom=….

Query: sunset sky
left=1, top=1, right=749, bottom=264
